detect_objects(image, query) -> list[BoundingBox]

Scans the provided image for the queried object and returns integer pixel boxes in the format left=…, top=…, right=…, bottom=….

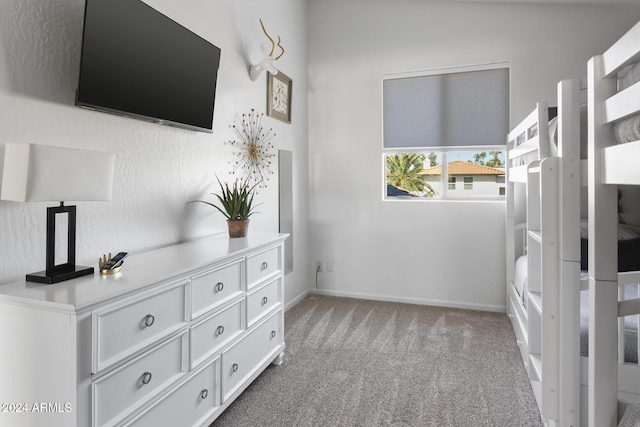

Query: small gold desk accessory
left=99, top=252, right=128, bottom=275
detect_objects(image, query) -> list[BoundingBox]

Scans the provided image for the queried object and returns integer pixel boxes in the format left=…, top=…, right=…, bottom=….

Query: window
left=385, top=150, right=505, bottom=199
left=464, top=177, right=473, bottom=190
left=383, top=63, right=509, bottom=201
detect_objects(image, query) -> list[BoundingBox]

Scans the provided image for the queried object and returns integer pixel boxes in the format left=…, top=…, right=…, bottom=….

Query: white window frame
left=382, top=62, right=509, bottom=202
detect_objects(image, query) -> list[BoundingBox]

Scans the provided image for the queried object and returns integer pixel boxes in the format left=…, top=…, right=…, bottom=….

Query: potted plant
left=190, top=177, right=261, bottom=238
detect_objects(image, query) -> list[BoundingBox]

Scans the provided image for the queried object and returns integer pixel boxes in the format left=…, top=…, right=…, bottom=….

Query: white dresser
left=0, top=232, right=288, bottom=427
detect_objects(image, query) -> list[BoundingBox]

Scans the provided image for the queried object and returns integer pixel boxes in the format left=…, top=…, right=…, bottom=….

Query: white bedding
left=514, top=255, right=528, bottom=309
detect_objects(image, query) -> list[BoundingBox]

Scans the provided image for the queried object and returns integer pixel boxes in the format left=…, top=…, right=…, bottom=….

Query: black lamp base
left=26, top=266, right=94, bottom=284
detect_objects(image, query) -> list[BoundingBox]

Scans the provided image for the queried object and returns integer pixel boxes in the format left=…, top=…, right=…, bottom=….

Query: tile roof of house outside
left=420, top=160, right=505, bottom=176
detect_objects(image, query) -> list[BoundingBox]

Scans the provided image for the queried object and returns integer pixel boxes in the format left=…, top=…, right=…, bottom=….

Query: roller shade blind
left=383, top=67, right=509, bottom=149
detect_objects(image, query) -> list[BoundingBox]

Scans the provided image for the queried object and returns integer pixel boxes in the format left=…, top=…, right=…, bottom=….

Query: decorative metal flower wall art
left=229, top=109, right=275, bottom=189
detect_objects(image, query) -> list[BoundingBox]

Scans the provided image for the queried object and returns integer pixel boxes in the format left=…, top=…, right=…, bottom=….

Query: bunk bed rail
left=598, top=22, right=640, bottom=187
left=506, top=103, right=551, bottom=183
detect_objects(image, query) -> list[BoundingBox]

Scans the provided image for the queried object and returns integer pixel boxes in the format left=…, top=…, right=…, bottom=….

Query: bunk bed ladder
left=557, top=79, right=582, bottom=427
left=527, top=156, right=560, bottom=422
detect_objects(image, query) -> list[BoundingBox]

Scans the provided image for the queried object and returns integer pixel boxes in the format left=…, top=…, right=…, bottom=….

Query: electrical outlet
left=327, top=262, right=334, bottom=272
left=316, top=261, right=323, bottom=272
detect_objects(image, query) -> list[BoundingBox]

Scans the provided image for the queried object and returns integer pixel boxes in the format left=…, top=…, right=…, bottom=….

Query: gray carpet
left=210, top=294, right=543, bottom=427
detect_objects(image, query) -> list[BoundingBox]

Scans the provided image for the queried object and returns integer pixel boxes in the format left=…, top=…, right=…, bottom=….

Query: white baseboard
left=307, top=288, right=506, bottom=313
left=284, top=289, right=311, bottom=312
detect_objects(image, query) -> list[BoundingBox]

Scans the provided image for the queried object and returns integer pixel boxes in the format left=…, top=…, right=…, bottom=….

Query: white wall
left=0, top=0, right=310, bottom=307
left=307, top=0, right=640, bottom=311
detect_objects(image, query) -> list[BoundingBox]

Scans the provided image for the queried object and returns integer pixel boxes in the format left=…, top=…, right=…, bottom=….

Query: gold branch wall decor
left=229, top=109, right=275, bottom=189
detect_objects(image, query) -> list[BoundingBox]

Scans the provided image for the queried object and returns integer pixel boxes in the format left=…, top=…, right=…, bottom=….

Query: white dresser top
left=0, top=232, right=288, bottom=313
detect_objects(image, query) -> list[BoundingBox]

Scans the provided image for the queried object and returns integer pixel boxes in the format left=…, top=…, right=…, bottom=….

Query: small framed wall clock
left=267, top=71, right=292, bottom=123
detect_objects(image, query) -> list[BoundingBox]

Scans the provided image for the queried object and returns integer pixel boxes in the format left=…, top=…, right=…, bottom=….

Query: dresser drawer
left=246, top=246, right=281, bottom=289
left=191, top=298, right=245, bottom=368
left=221, top=310, right=282, bottom=402
left=191, top=260, right=243, bottom=319
left=92, top=281, right=188, bottom=373
left=124, top=357, right=220, bottom=427
left=246, top=277, right=281, bottom=327
left=93, top=330, right=188, bottom=427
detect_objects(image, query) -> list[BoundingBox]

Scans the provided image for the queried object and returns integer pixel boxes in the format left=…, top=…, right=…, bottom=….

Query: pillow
left=548, top=105, right=587, bottom=159
left=618, top=401, right=640, bottom=427
left=548, top=116, right=558, bottom=157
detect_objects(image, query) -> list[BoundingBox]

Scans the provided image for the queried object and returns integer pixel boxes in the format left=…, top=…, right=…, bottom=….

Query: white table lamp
left=1, top=143, right=115, bottom=284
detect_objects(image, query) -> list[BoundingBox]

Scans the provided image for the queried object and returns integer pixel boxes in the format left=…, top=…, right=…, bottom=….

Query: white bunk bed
left=506, top=81, right=585, bottom=426
left=506, top=99, right=563, bottom=424
left=506, top=74, right=640, bottom=426
left=587, top=20, right=640, bottom=427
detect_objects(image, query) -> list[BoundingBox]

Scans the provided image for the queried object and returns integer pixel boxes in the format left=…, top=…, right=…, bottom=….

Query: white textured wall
left=307, top=0, right=640, bottom=311
left=0, top=0, right=310, bottom=306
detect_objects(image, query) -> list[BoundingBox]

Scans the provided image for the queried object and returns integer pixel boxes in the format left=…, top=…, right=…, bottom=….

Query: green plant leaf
left=188, top=176, right=262, bottom=220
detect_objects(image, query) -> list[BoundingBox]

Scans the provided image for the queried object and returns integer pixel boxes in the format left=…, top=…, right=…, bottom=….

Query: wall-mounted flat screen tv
left=76, top=0, right=221, bottom=133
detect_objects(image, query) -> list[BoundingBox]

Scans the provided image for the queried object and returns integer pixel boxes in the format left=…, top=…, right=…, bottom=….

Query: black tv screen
left=76, top=0, right=221, bottom=133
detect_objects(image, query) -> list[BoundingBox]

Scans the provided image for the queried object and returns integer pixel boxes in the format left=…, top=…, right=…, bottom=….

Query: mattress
left=579, top=222, right=640, bottom=272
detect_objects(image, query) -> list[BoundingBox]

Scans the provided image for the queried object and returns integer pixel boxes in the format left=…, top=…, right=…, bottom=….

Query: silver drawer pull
left=215, top=282, right=224, bottom=292
left=271, top=330, right=276, bottom=339
left=216, top=325, right=225, bottom=336
left=231, top=363, right=239, bottom=373
left=261, top=296, right=268, bottom=305
left=261, top=261, right=268, bottom=271
left=141, top=371, right=152, bottom=385
left=143, top=314, right=155, bottom=328
left=200, top=389, right=208, bottom=400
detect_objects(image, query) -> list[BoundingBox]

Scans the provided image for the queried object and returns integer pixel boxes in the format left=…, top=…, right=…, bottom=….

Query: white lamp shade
left=1, top=143, right=115, bottom=202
